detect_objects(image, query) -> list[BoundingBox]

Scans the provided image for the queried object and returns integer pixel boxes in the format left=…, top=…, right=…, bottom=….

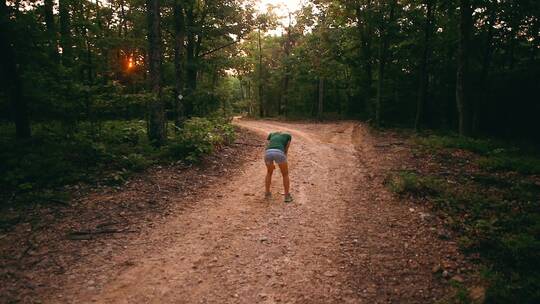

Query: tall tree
left=374, top=0, right=397, bottom=127
left=415, top=0, right=435, bottom=131
left=279, top=12, right=293, bottom=116
left=257, top=26, right=264, bottom=117
left=355, top=0, right=374, bottom=117
left=43, top=0, right=57, bottom=60
left=317, top=76, right=324, bottom=120
left=184, top=0, right=197, bottom=117
left=0, top=0, right=31, bottom=138
left=146, top=0, right=166, bottom=145
left=59, top=0, right=72, bottom=66
left=473, top=0, right=496, bottom=133
left=456, top=0, right=473, bottom=136
left=173, top=0, right=186, bottom=127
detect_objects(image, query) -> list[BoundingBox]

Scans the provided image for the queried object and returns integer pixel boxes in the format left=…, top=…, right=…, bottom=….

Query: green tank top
left=266, top=132, right=292, bottom=152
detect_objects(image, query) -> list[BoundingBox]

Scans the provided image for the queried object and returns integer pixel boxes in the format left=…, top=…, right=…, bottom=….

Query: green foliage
left=387, top=169, right=540, bottom=303
left=478, top=156, right=540, bottom=175
left=416, top=135, right=499, bottom=155
left=119, top=153, right=152, bottom=172
left=167, top=117, right=236, bottom=162
left=417, top=134, right=540, bottom=175
left=0, top=121, right=150, bottom=203
left=191, top=90, right=222, bottom=117
left=386, top=171, right=445, bottom=196
left=0, top=118, right=235, bottom=205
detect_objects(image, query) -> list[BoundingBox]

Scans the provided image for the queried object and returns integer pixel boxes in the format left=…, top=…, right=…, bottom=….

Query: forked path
left=55, top=120, right=456, bottom=303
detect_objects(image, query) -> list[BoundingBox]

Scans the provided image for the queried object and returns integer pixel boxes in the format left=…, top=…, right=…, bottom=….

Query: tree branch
left=198, top=39, right=240, bottom=58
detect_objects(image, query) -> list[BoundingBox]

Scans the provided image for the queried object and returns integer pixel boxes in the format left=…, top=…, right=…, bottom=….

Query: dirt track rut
left=49, top=120, right=459, bottom=303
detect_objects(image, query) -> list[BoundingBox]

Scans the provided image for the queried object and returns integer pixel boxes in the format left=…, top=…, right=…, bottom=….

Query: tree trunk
left=83, top=2, right=93, bottom=84
left=456, top=0, right=472, bottom=136
left=375, top=53, right=385, bottom=127
left=415, top=0, right=434, bottom=131
left=120, top=0, right=127, bottom=37
left=174, top=0, right=186, bottom=128
left=185, top=1, right=196, bottom=117
left=146, top=0, right=166, bottom=146
left=318, top=77, right=324, bottom=121
left=280, top=75, right=289, bottom=117
left=0, top=0, right=31, bottom=138
left=238, top=76, right=244, bottom=100
left=473, top=4, right=495, bottom=134
left=258, top=28, right=264, bottom=117
left=59, top=0, right=72, bottom=66
left=375, top=0, right=396, bottom=128
left=279, top=13, right=292, bottom=117
left=356, top=1, right=373, bottom=117
left=44, top=0, right=55, bottom=32
left=44, top=0, right=62, bottom=64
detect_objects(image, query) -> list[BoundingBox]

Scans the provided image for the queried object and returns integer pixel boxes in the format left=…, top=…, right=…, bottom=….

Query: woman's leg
left=265, top=162, right=274, bottom=194
left=278, top=162, right=290, bottom=195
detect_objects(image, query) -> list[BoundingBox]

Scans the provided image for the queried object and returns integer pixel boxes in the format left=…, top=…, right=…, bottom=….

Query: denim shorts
left=264, top=149, right=287, bottom=165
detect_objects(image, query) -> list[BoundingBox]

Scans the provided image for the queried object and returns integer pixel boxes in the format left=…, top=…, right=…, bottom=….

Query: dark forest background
left=1, top=0, right=539, bottom=142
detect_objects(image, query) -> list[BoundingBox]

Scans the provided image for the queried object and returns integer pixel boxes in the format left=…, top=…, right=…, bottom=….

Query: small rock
left=323, top=271, right=338, bottom=277
left=438, top=230, right=451, bottom=240
left=442, top=270, right=449, bottom=278
left=469, top=286, right=486, bottom=303
left=419, top=212, right=432, bottom=221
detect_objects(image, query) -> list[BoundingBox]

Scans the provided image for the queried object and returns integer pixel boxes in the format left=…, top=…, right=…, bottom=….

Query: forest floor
left=1, top=119, right=477, bottom=304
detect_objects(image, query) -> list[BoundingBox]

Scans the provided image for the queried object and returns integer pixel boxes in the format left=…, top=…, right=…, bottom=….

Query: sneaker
left=284, top=194, right=293, bottom=203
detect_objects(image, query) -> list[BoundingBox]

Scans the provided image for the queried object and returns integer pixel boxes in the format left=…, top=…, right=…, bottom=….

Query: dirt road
left=47, top=120, right=460, bottom=303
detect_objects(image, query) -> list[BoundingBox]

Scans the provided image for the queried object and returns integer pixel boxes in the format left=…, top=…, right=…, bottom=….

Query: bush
left=416, top=135, right=499, bottom=155
left=0, top=120, right=158, bottom=205
left=119, top=153, right=153, bottom=172
left=167, top=117, right=236, bottom=162
left=386, top=172, right=445, bottom=196
left=0, top=117, right=237, bottom=206
left=417, top=133, right=540, bottom=175
left=478, top=156, right=540, bottom=175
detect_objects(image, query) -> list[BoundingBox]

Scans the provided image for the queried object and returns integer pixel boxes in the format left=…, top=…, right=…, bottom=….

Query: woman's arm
left=284, top=139, right=291, bottom=155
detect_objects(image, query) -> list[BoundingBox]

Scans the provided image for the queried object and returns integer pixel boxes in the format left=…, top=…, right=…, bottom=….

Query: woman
left=264, top=131, right=293, bottom=203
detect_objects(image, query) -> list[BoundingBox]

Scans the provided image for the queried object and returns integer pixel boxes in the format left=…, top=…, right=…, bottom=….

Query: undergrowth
left=388, top=134, right=540, bottom=303
left=0, top=117, right=236, bottom=208
left=416, top=134, right=540, bottom=175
